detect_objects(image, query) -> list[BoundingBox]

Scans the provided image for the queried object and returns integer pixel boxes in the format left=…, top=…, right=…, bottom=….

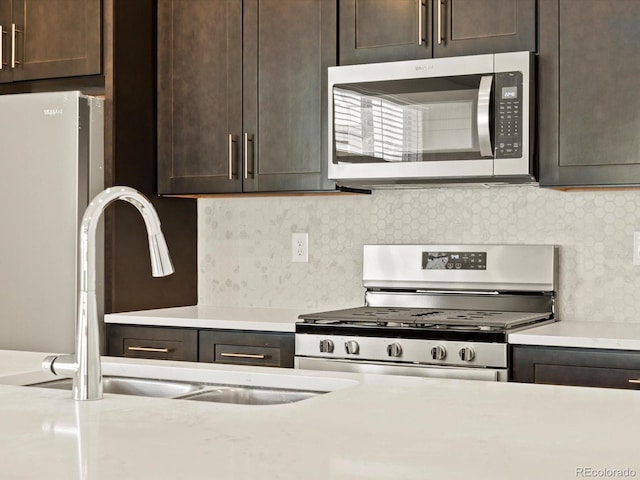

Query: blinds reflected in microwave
left=333, top=86, right=479, bottom=163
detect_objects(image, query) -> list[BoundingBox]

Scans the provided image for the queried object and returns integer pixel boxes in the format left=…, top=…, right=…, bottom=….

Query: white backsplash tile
left=199, top=186, right=640, bottom=322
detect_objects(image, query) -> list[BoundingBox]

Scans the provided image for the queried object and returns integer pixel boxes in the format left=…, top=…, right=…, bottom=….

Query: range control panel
left=422, top=251, right=487, bottom=270
left=495, top=71, right=523, bottom=159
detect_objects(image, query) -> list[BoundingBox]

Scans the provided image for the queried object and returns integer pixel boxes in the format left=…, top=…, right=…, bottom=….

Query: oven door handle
left=477, top=75, right=493, bottom=158
left=295, top=357, right=505, bottom=382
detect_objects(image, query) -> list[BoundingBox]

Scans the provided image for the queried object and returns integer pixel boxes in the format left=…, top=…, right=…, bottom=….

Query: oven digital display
left=422, top=251, right=487, bottom=270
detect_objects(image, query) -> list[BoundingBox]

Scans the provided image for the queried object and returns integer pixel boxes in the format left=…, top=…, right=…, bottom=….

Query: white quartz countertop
left=104, top=305, right=315, bottom=332
left=509, top=321, right=640, bottom=350
left=0, top=350, right=639, bottom=479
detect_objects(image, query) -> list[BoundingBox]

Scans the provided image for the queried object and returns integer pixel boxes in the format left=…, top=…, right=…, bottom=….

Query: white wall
left=199, top=186, right=640, bottom=322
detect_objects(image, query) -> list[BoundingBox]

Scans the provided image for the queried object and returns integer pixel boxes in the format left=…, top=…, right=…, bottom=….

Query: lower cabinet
left=106, top=325, right=294, bottom=368
left=106, top=325, right=198, bottom=362
left=199, top=330, right=294, bottom=368
left=511, top=345, right=640, bottom=390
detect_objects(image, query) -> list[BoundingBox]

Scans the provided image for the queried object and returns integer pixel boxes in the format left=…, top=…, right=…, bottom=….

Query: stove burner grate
left=300, top=307, right=551, bottom=331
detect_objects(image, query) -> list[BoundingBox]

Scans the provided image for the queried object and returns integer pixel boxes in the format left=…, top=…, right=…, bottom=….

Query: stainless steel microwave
left=328, top=51, right=535, bottom=189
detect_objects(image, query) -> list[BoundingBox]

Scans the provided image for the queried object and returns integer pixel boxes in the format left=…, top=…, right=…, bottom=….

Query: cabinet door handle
left=220, top=352, right=266, bottom=360
left=228, top=134, right=237, bottom=180
left=243, top=133, right=254, bottom=179
left=127, top=346, right=171, bottom=353
left=0, top=25, right=5, bottom=69
left=629, top=379, right=640, bottom=384
left=437, top=0, right=445, bottom=45
left=11, top=24, right=20, bottom=68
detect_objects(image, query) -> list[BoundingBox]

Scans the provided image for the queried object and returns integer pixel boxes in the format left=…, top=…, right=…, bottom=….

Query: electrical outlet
left=291, top=233, right=309, bottom=263
left=634, top=232, right=640, bottom=266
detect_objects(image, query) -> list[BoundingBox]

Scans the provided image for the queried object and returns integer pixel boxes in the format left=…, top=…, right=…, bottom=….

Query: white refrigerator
left=0, top=91, right=104, bottom=353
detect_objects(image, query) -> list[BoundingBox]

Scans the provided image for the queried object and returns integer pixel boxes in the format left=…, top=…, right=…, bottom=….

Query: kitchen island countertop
left=509, top=320, right=640, bottom=350
left=0, top=349, right=638, bottom=479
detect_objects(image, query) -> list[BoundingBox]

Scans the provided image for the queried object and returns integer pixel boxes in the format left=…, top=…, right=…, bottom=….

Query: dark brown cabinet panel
left=338, top=0, right=535, bottom=65
left=539, top=0, right=640, bottom=187
left=106, top=325, right=295, bottom=368
left=200, top=330, right=294, bottom=368
left=106, top=325, right=198, bottom=362
left=511, top=345, right=640, bottom=390
left=106, top=0, right=198, bottom=317
left=434, top=0, right=535, bottom=58
left=158, top=0, right=336, bottom=194
left=0, top=2, right=11, bottom=83
left=0, top=0, right=101, bottom=83
left=157, top=0, right=242, bottom=194
left=339, top=0, right=433, bottom=64
left=242, top=0, right=335, bottom=192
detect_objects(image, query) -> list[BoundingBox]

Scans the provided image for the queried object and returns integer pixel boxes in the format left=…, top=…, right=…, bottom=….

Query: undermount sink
left=29, top=376, right=204, bottom=398
left=28, top=376, right=325, bottom=405
left=178, top=386, right=323, bottom=405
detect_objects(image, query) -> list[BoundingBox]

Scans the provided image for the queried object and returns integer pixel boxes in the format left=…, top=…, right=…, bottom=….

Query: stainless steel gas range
left=295, top=244, right=558, bottom=381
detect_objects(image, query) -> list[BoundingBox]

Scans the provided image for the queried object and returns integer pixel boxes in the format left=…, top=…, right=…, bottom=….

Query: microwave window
left=333, top=77, right=484, bottom=163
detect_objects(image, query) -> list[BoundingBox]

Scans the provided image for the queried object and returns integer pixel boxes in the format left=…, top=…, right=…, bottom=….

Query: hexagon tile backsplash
left=199, top=186, right=640, bottom=322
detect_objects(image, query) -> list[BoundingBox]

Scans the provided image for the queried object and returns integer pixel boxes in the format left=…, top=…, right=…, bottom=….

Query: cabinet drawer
left=534, top=364, right=640, bottom=390
left=511, top=345, right=640, bottom=390
left=199, top=330, right=294, bottom=368
left=106, top=325, right=198, bottom=361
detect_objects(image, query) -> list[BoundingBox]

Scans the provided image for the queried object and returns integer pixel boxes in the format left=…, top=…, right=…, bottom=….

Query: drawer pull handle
left=128, top=346, right=171, bottom=353
left=629, top=379, right=640, bottom=384
left=220, top=352, right=266, bottom=360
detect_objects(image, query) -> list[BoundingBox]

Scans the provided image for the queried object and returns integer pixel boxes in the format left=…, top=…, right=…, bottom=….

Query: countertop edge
left=508, top=321, right=640, bottom=351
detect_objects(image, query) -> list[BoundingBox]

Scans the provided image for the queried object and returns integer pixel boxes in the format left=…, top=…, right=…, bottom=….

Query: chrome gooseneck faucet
left=43, top=187, right=174, bottom=400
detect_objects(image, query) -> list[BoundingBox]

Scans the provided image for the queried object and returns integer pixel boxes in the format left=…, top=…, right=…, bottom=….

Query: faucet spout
left=43, top=187, right=174, bottom=401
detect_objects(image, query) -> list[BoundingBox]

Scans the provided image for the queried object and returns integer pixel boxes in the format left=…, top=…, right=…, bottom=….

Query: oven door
left=295, top=357, right=508, bottom=382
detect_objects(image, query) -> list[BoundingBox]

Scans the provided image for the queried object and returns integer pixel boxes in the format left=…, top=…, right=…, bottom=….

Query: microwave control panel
left=495, top=71, right=523, bottom=159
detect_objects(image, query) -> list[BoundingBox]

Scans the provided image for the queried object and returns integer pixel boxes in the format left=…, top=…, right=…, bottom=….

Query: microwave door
left=477, top=75, right=494, bottom=158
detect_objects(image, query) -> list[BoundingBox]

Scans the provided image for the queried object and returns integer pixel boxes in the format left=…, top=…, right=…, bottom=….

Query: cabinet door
left=434, top=0, right=535, bottom=57
left=9, top=0, right=101, bottom=82
left=157, top=0, right=242, bottom=194
left=199, top=330, right=295, bottom=368
left=511, top=345, right=640, bottom=390
left=106, top=325, right=198, bottom=362
left=539, top=0, right=640, bottom=187
left=0, top=1, right=11, bottom=83
left=339, top=0, right=432, bottom=65
left=242, top=0, right=336, bottom=192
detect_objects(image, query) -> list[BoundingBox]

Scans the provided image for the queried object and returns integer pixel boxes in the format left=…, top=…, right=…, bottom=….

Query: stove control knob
left=345, top=340, right=360, bottom=355
left=430, top=345, right=447, bottom=361
left=459, top=346, right=475, bottom=362
left=319, top=339, right=334, bottom=353
left=387, top=343, right=403, bottom=358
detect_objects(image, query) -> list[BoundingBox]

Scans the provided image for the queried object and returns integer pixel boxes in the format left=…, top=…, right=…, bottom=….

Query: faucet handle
left=42, top=354, right=77, bottom=377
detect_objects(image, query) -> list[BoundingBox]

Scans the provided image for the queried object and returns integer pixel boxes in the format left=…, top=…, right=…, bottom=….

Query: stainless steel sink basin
left=29, top=376, right=204, bottom=398
left=28, top=376, right=326, bottom=404
left=178, top=386, right=323, bottom=405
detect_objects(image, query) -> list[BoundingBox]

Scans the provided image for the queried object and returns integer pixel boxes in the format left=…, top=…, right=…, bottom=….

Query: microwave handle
left=477, top=75, right=493, bottom=158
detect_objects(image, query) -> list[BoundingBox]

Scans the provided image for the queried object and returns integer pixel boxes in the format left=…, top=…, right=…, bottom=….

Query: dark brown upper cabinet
left=0, top=0, right=101, bottom=83
left=157, top=0, right=336, bottom=195
left=339, top=0, right=536, bottom=65
left=538, top=0, right=640, bottom=187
